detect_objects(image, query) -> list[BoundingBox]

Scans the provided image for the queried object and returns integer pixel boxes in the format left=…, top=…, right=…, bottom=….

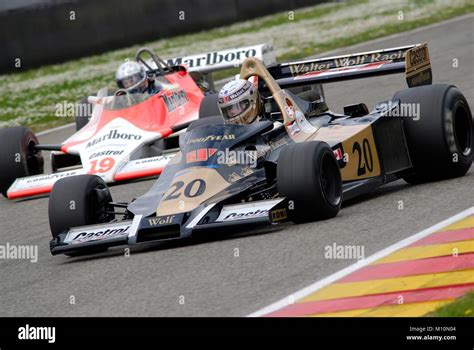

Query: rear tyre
left=277, top=141, right=342, bottom=223
left=49, top=175, right=115, bottom=256
left=199, top=93, right=221, bottom=119
left=394, top=84, right=472, bottom=183
left=0, top=127, right=44, bottom=198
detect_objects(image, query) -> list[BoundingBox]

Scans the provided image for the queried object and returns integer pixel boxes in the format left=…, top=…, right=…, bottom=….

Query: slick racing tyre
left=0, top=126, right=44, bottom=198
left=394, top=84, right=472, bottom=183
left=277, top=141, right=342, bottom=223
left=49, top=175, right=115, bottom=256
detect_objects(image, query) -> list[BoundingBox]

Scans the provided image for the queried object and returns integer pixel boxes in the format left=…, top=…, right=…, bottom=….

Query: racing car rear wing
left=165, top=43, right=276, bottom=74
left=268, top=43, right=432, bottom=89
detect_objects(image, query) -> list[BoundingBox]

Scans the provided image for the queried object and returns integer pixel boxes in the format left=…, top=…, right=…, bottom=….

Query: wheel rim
left=453, top=103, right=472, bottom=157
left=320, top=153, right=342, bottom=206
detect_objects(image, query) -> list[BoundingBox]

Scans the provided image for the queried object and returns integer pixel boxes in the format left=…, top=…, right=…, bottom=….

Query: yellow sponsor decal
left=406, top=44, right=429, bottom=73
left=270, top=208, right=288, bottom=222
left=405, top=43, right=432, bottom=86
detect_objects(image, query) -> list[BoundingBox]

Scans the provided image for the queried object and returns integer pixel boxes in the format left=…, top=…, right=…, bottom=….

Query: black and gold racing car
left=48, top=43, right=472, bottom=256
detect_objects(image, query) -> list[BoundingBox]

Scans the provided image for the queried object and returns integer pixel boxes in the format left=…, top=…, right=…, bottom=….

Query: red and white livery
left=0, top=45, right=276, bottom=200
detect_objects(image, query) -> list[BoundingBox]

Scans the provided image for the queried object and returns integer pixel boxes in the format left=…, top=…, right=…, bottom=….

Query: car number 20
left=352, top=138, right=374, bottom=176
left=163, top=179, right=207, bottom=201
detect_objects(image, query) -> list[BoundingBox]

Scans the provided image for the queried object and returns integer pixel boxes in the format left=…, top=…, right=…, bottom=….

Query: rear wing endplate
left=268, top=43, right=432, bottom=88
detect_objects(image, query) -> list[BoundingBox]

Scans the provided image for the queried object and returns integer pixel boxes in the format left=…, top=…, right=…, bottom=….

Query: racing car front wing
left=50, top=198, right=285, bottom=255
left=7, top=154, right=174, bottom=199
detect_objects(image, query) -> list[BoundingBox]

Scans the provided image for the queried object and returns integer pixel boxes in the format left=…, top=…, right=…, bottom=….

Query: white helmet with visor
left=218, top=79, right=261, bottom=125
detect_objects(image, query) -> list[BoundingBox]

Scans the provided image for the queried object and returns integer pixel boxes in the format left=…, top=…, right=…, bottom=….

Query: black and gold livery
left=49, top=43, right=472, bottom=256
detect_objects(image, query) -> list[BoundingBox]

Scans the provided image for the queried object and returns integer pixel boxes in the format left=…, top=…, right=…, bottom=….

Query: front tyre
left=49, top=175, right=115, bottom=256
left=277, top=141, right=342, bottom=223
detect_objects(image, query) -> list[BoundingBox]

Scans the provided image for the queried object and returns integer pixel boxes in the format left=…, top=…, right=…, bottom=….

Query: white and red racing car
left=0, top=44, right=275, bottom=199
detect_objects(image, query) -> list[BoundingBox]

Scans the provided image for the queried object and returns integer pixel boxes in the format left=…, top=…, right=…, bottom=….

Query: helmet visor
left=120, top=72, right=144, bottom=89
left=221, top=99, right=250, bottom=120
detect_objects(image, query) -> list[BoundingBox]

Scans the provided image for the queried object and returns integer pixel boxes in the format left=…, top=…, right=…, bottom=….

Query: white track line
left=248, top=207, right=474, bottom=317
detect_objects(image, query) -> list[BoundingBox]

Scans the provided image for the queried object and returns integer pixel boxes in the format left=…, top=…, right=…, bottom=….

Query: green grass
left=278, top=3, right=474, bottom=62
left=430, top=292, right=474, bottom=317
left=204, top=3, right=474, bottom=85
left=0, top=0, right=472, bottom=131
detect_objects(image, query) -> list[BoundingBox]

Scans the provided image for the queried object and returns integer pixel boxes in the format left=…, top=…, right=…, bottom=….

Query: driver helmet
left=218, top=79, right=261, bottom=125
left=115, top=61, right=148, bottom=93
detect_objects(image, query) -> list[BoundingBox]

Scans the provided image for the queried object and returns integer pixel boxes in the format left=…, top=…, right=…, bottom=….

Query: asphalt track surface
left=0, top=15, right=472, bottom=316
